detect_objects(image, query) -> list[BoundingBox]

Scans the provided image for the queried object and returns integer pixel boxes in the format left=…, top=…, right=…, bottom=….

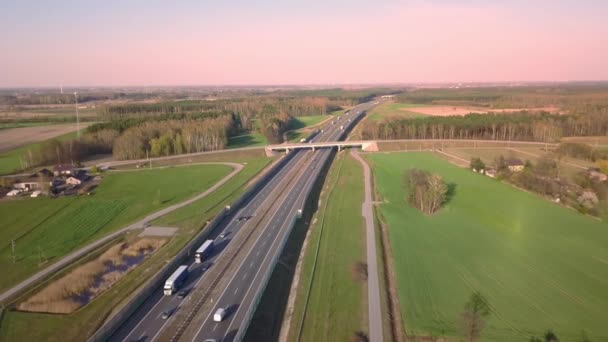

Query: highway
left=109, top=100, right=377, bottom=342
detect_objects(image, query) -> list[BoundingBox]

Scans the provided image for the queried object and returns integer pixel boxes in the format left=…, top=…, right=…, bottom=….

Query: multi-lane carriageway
left=110, top=100, right=378, bottom=342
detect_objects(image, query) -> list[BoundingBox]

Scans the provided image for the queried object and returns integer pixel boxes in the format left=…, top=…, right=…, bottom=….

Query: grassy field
left=367, top=102, right=428, bottom=121
left=0, top=156, right=271, bottom=342
left=153, top=157, right=271, bottom=229
left=0, top=131, right=78, bottom=175
left=227, top=132, right=269, bottom=149
left=0, top=122, right=56, bottom=130
left=439, top=146, right=592, bottom=180
left=0, top=164, right=232, bottom=292
left=365, top=152, right=608, bottom=341
left=289, top=152, right=368, bottom=341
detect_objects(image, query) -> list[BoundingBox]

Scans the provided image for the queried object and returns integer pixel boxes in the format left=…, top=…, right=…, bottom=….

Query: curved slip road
left=0, top=162, right=244, bottom=303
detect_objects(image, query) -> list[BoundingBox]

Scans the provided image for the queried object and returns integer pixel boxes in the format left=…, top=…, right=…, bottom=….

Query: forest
left=361, top=111, right=608, bottom=142
left=14, top=88, right=394, bottom=169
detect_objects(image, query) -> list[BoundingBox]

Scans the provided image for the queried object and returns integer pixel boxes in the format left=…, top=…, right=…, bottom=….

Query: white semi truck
left=195, top=239, right=214, bottom=263
left=164, top=265, right=189, bottom=295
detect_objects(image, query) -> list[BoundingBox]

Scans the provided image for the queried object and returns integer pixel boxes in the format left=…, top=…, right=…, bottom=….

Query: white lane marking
left=190, top=153, right=316, bottom=341
left=234, top=287, right=239, bottom=295
left=213, top=324, right=218, bottom=331
left=151, top=155, right=309, bottom=341
left=121, top=292, right=168, bottom=342
left=222, top=154, right=322, bottom=339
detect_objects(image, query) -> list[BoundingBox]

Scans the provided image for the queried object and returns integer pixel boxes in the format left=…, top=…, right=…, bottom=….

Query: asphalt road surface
left=352, top=149, right=384, bottom=342
left=109, top=101, right=379, bottom=342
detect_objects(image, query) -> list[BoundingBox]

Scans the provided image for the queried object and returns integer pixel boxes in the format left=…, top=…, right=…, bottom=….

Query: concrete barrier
left=88, top=154, right=294, bottom=341
left=234, top=149, right=335, bottom=341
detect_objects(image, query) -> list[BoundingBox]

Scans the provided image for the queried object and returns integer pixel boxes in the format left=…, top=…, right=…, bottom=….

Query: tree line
left=361, top=112, right=608, bottom=142
left=112, top=116, right=234, bottom=160
left=19, top=130, right=117, bottom=170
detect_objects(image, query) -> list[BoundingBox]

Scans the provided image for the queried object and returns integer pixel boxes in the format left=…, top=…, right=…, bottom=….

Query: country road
left=0, top=162, right=244, bottom=303
left=351, top=149, right=384, bottom=342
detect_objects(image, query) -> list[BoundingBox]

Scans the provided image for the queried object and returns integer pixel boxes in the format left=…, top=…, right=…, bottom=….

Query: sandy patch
left=0, top=123, right=92, bottom=152
left=404, top=106, right=560, bottom=116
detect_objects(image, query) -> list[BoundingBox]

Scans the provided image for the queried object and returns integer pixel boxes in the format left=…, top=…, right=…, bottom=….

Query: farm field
left=0, top=163, right=232, bottom=292
left=0, top=123, right=91, bottom=152
left=288, top=153, right=367, bottom=342
left=367, top=102, right=427, bottom=121
left=365, top=152, right=608, bottom=341
left=0, top=156, right=271, bottom=342
left=0, top=131, right=79, bottom=175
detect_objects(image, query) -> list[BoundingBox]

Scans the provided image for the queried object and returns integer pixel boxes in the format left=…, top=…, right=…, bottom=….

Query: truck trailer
left=164, top=265, right=189, bottom=295
left=195, top=239, right=214, bottom=263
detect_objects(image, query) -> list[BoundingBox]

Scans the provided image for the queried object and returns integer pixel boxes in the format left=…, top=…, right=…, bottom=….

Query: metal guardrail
left=88, top=154, right=295, bottom=341
left=233, top=149, right=335, bottom=342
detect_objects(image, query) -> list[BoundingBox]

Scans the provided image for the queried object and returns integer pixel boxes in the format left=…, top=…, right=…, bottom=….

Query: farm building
left=66, top=177, right=82, bottom=186
left=507, top=158, right=525, bottom=172
left=53, top=164, right=76, bottom=176
left=485, top=168, right=497, bottom=178
left=589, top=170, right=607, bottom=182
left=13, top=181, right=42, bottom=191
left=6, top=189, right=22, bottom=197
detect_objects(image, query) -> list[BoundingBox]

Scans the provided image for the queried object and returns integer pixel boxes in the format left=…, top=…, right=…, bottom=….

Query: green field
left=227, top=132, right=269, bottom=149
left=0, top=164, right=232, bottom=292
left=0, top=157, right=271, bottom=342
left=366, top=152, right=608, bottom=341
left=287, top=115, right=328, bottom=130
left=290, top=153, right=367, bottom=341
left=0, top=131, right=78, bottom=175
left=367, top=102, right=427, bottom=121
left=153, top=157, right=271, bottom=229
left=0, top=122, right=56, bottom=130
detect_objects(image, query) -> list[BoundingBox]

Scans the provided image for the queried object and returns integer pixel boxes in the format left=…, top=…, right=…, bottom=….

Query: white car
left=214, top=308, right=226, bottom=322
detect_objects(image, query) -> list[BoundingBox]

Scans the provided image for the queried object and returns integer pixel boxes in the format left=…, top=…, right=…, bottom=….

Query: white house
left=7, top=189, right=22, bottom=197
left=66, top=177, right=82, bottom=186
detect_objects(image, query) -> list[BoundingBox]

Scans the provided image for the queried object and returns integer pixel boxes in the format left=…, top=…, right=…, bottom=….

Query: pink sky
left=1, top=1, right=607, bottom=87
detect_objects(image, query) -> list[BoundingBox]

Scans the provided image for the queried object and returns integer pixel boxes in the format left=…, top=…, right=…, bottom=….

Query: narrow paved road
left=0, top=162, right=244, bottom=303
left=351, top=150, right=384, bottom=342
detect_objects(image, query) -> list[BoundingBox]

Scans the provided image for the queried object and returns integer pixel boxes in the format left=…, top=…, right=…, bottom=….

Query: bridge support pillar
left=286, top=148, right=290, bottom=154
left=338, top=145, right=342, bottom=152
left=312, top=146, right=315, bottom=152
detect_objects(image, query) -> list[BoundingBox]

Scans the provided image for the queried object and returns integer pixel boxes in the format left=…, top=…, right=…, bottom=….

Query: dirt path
left=0, top=162, right=243, bottom=303
left=351, top=150, right=384, bottom=342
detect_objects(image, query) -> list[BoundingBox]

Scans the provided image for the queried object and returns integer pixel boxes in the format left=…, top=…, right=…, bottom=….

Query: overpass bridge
left=265, top=140, right=379, bottom=156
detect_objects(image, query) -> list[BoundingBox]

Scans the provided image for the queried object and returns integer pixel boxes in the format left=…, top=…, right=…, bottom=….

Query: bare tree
left=461, top=291, right=491, bottom=342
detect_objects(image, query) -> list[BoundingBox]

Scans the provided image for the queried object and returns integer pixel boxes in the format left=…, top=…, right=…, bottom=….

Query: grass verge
left=0, top=163, right=232, bottom=292
left=365, top=152, right=608, bottom=341
left=288, top=152, right=368, bottom=342
left=0, top=156, right=271, bottom=341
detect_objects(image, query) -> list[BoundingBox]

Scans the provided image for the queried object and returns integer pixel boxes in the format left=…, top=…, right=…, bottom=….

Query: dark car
left=177, top=290, right=188, bottom=299
left=161, top=311, right=170, bottom=319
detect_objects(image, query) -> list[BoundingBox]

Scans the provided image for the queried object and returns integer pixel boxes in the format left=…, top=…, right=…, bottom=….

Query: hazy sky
left=1, top=0, right=607, bottom=87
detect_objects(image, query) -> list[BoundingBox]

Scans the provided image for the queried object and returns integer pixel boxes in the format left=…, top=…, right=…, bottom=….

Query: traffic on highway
left=109, top=100, right=379, bottom=342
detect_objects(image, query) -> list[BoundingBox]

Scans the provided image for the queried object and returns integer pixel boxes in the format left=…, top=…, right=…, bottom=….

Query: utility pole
left=74, top=92, right=80, bottom=138
left=11, top=239, right=16, bottom=264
